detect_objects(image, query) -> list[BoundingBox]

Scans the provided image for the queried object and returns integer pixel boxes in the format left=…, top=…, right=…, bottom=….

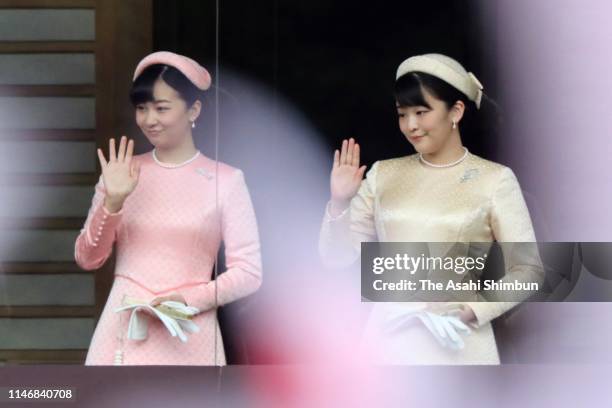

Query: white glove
left=115, top=298, right=200, bottom=343
left=417, top=312, right=471, bottom=350
left=124, top=305, right=148, bottom=341
left=384, top=304, right=427, bottom=333
left=385, top=306, right=471, bottom=350
left=158, top=301, right=200, bottom=340
left=161, top=301, right=200, bottom=317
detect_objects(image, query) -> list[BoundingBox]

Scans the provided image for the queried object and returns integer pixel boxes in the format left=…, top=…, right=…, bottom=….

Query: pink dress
left=75, top=151, right=262, bottom=365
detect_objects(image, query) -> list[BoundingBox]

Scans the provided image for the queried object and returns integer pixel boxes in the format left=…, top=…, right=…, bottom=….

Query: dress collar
left=152, top=149, right=200, bottom=168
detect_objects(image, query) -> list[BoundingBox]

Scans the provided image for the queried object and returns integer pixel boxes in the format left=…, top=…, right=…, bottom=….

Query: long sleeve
left=467, top=167, right=544, bottom=327
left=181, top=170, right=262, bottom=311
left=319, top=161, right=379, bottom=268
left=74, top=176, right=123, bottom=270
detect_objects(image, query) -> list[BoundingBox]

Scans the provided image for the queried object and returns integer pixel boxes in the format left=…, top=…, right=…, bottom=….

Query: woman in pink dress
left=75, top=51, right=262, bottom=365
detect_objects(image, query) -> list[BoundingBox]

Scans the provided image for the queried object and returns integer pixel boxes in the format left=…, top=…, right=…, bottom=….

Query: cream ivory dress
left=319, top=153, right=543, bottom=364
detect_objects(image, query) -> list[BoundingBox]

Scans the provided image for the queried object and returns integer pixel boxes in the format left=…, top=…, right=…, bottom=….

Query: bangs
left=394, top=73, right=431, bottom=108
left=129, top=64, right=166, bottom=106
left=129, top=63, right=203, bottom=107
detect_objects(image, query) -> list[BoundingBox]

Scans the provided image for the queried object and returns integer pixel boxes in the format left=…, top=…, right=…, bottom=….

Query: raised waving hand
left=329, top=138, right=366, bottom=216
left=97, top=136, right=141, bottom=213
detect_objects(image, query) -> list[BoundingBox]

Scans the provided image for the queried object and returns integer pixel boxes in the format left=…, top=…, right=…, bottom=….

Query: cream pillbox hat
left=395, top=53, right=484, bottom=109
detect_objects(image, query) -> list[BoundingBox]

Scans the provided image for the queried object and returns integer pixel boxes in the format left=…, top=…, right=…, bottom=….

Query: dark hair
left=129, top=64, right=204, bottom=107
left=394, top=72, right=470, bottom=111
left=394, top=71, right=500, bottom=156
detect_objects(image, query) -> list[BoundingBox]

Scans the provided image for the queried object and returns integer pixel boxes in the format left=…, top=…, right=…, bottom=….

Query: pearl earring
left=191, top=121, right=196, bottom=129
left=452, top=120, right=457, bottom=129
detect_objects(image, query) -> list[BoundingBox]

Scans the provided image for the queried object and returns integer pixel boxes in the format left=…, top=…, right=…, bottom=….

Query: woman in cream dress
left=319, top=54, right=543, bottom=364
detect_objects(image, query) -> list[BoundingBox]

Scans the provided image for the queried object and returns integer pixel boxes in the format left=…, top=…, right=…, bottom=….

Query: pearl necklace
left=152, top=149, right=200, bottom=168
left=419, top=147, right=469, bottom=168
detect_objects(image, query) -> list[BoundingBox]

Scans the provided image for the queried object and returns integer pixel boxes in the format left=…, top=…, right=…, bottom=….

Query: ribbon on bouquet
left=384, top=303, right=472, bottom=350
left=115, top=296, right=201, bottom=343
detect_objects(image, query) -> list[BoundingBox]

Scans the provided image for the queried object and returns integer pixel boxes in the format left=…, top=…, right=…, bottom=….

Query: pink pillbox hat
left=133, top=51, right=212, bottom=91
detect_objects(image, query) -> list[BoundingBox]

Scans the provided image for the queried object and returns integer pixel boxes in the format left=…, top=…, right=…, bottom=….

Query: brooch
left=460, top=168, right=479, bottom=183
left=195, top=168, right=214, bottom=180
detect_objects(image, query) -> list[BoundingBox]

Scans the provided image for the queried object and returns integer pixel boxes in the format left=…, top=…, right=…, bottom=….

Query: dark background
left=153, top=0, right=497, bottom=166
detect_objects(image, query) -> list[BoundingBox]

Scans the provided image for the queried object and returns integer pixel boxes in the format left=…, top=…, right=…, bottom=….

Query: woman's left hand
left=429, top=303, right=477, bottom=324
left=150, top=293, right=187, bottom=306
left=457, top=305, right=476, bottom=324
